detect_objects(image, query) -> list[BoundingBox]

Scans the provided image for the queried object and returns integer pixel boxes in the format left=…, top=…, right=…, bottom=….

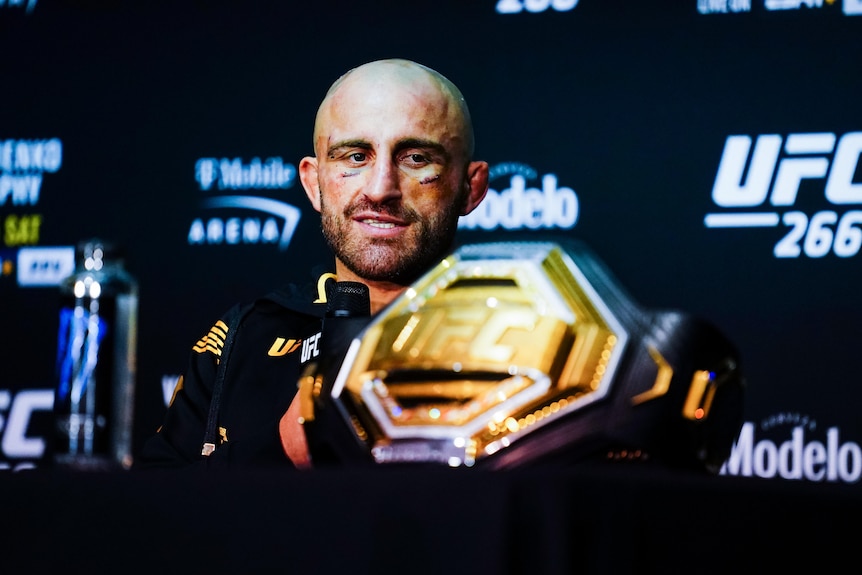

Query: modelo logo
left=721, top=421, right=861, bottom=483
left=496, top=0, right=578, bottom=13
left=459, top=163, right=578, bottom=231
left=0, top=389, right=53, bottom=472
left=704, top=131, right=862, bottom=258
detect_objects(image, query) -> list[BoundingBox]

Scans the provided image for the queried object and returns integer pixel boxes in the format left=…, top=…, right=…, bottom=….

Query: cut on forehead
left=313, top=58, right=475, bottom=157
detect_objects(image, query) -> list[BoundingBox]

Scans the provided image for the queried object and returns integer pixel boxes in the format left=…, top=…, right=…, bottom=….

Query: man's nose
left=363, top=159, right=402, bottom=203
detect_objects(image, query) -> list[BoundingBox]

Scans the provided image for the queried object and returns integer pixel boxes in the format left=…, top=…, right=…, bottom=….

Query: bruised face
left=300, top=60, right=486, bottom=286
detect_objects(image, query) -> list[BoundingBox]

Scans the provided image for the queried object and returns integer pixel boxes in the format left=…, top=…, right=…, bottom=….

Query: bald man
left=138, top=60, right=488, bottom=469
left=302, top=59, right=488, bottom=312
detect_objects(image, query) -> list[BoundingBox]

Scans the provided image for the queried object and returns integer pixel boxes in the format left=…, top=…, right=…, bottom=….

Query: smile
left=362, top=219, right=398, bottom=229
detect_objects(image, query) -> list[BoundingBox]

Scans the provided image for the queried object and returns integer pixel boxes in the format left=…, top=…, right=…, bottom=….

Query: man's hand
left=279, top=395, right=312, bottom=469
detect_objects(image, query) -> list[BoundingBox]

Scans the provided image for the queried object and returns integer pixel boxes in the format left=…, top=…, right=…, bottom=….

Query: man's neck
left=333, top=261, right=407, bottom=314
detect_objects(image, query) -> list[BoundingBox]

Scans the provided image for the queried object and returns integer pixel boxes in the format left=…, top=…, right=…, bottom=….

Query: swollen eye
left=399, top=163, right=439, bottom=183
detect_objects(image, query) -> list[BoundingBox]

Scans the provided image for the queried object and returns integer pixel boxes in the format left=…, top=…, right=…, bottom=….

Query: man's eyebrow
left=394, top=138, right=450, bottom=160
left=326, top=139, right=372, bottom=156
left=326, top=138, right=452, bottom=161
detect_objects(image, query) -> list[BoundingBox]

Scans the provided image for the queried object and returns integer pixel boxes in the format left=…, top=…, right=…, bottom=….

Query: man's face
left=307, top=68, right=472, bottom=285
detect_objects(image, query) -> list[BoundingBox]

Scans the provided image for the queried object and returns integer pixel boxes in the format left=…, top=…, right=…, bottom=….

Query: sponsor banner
left=188, top=156, right=302, bottom=250
left=705, top=131, right=862, bottom=258
left=698, top=0, right=862, bottom=14
left=1, top=139, right=63, bottom=259
left=0, top=388, right=53, bottom=472
left=459, top=163, right=578, bottom=231
left=16, top=246, right=74, bottom=287
left=698, top=0, right=752, bottom=13
left=0, top=0, right=37, bottom=14
left=0, top=138, right=62, bottom=209
left=496, top=0, right=579, bottom=14
left=722, top=417, right=861, bottom=483
left=764, top=0, right=827, bottom=10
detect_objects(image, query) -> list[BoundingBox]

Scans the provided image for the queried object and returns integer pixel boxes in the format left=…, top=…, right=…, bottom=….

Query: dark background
left=1, top=0, right=860, bottom=482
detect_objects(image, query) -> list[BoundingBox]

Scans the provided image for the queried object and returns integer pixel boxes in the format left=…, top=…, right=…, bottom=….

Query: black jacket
left=137, top=272, right=336, bottom=469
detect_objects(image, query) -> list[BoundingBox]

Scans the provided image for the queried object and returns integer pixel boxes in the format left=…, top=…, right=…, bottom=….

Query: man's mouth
left=361, top=219, right=397, bottom=229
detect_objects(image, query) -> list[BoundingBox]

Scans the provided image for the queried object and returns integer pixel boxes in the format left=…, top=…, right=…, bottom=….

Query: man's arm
left=136, top=307, right=293, bottom=469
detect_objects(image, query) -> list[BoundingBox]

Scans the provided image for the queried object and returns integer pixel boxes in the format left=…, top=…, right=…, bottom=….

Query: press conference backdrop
left=0, top=0, right=860, bottom=483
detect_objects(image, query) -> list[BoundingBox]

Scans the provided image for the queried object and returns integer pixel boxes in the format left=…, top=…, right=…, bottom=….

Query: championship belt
left=299, top=241, right=744, bottom=473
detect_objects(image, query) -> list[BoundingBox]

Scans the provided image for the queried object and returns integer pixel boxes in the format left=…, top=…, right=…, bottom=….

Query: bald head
left=312, top=59, right=475, bottom=162
left=298, top=58, right=489, bottom=305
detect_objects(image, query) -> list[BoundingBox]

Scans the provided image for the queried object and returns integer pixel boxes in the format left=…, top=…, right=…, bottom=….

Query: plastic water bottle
left=53, top=239, right=138, bottom=470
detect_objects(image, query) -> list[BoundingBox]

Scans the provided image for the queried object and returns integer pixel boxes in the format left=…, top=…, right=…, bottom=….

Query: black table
left=2, top=463, right=858, bottom=574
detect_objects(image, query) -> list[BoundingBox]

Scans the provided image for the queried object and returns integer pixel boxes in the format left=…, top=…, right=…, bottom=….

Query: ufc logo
left=386, top=305, right=562, bottom=369
left=0, top=389, right=53, bottom=462
left=711, top=132, right=862, bottom=208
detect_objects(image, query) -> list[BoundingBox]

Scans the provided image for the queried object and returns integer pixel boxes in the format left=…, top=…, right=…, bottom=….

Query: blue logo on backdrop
left=195, top=157, right=295, bottom=192
left=0, top=138, right=62, bottom=208
left=188, top=156, right=301, bottom=250
left=0, top=0, right=37, bottom=14
left=698, top=0, right=862, bottom=15
left=495, top=0, right=578, bottom=14
left=697, top=0, right=751, bottom=13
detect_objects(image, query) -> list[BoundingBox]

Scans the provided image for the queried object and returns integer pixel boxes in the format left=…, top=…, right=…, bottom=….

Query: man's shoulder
left=253, top=269, right=336, bottom=318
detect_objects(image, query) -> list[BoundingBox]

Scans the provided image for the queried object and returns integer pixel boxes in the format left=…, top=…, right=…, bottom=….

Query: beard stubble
left=320, top=194, right=464, bottom=286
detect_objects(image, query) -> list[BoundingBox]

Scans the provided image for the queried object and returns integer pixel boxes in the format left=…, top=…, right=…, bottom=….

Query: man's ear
left=299, top=156, right=321, bottom=212
left=461, top=160, right=489, bottom=215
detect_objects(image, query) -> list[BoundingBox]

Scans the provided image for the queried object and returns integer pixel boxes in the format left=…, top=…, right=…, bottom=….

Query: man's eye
left=348, top=152, right=367, bottom=162
left=404, top=153, right=428, bottom=165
